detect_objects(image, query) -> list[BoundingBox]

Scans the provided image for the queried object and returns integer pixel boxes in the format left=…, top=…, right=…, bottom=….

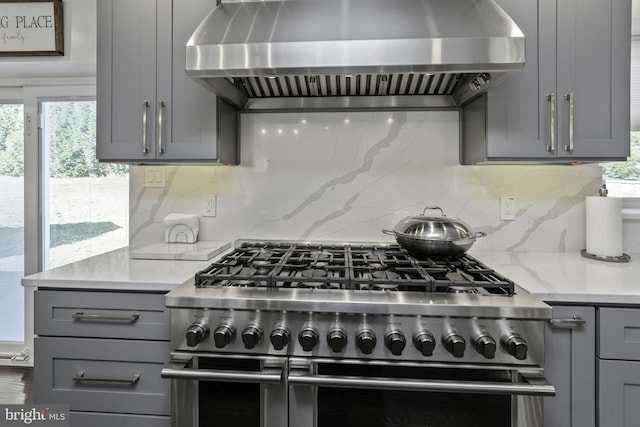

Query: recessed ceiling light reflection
left=301, top=119, right=308, bottom=125
left=293, top=129, right=299, bottom=134
left=261, top=129, right=267, bottom=135
left=277, top=129, right=283, bottom=134
left=387, top=118, right=394, bottom=124
left=343, top=118, right=351, bottom=125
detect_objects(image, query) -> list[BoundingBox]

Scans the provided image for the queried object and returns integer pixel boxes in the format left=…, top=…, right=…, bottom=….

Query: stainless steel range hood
left=186, top=0, right=525, bottom=110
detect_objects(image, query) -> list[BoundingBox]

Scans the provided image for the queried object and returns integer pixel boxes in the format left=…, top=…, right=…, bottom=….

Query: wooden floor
left=0, top=367, right=33, bottom=404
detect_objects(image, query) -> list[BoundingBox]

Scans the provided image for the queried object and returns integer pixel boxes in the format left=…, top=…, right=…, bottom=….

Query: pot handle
left=422, top=206, right=444, bottom=216
left=382, top=229, right=396, bottom=237
left=475, top=232, right=487, bottom=238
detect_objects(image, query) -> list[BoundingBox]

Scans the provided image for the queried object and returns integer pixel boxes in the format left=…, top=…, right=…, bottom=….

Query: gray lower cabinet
left=544, top=305, right=596, bottom=427
left=461, top=0, right=630, bottom=163
left=34, top=289, right=171, bottom=427
left=598, top=308, right=640, bottom=427
left=96, top=0, right=237, bottom=163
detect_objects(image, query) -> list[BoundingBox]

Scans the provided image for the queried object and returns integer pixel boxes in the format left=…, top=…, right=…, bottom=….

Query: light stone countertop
left=22, top=246, right=640, bottom=305
left=21, top=247, right=216, bottom=292
left=472, top=251, right=640, bottom=305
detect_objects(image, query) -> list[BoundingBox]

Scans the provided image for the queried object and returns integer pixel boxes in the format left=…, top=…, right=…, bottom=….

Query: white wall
left=0, top=0, right=96, bottom=82
left=129, top=110, right=630, bottom=254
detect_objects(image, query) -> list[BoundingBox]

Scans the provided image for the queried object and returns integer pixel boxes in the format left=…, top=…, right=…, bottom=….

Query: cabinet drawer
left=71, top=411, right=170, bottom=427
left=598, top=308, right=640, bottom=360
left=35, top=290, right=169, bottom=340
left=34, top=337, right=170, bottom=415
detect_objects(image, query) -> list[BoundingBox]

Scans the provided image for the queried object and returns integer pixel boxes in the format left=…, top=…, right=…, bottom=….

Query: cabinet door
left=599, top=360, right=640, bottom=427
left=157, top=0, right=221, bottom=161
left=544, top=306, right=595, bottom=427
left=556, top=0, right=631, bottom=160
left=485, top=0, right=557, bottom=160
left=97, top=0, right=159, bottom=161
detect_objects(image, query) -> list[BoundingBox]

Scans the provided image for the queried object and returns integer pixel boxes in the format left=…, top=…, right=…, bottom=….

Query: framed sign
left=0, top=0, right=63, bottom=56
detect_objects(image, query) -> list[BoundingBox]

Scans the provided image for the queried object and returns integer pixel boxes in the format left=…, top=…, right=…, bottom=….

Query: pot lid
left=393, top=207, right=475, bottom=242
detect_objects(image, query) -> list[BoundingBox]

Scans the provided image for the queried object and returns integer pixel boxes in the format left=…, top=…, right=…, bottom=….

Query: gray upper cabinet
left=97, top=0, right=238, bottom=163
left=461, top=0, right=631, bottom=163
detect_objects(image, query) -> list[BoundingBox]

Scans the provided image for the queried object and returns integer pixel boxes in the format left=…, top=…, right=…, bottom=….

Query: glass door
left=0, top=97, right=26, bottom=357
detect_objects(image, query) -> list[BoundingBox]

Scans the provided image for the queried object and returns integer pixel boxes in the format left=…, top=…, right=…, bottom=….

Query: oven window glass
left=317, top=364, right=511, bottom=427
left=197, top=358, right=261, bottom=426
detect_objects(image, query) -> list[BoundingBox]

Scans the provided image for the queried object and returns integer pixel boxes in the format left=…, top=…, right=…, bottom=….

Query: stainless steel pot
left=382, top=206, right=486, bottom=257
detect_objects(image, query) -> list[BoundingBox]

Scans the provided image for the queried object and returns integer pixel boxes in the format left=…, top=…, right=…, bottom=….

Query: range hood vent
left=186, top=0, right=525, bottom=110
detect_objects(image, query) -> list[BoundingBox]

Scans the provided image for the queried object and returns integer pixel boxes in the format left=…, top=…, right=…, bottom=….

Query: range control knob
left=298, top=327, right=319, bottom=352
left=213, top=324, right=236, bottom=348
left=473, top=334, right=497, bottom=359
left=502, top=333, right=528, bottom=360
left=385, top=330, right=407, bottom=356
left=241, top=325, right=264, bottom=349
left=327, top=328, right=348, bottom=353
left=413, top=330, right=436, bottom=357
left=443, top=332, right=466, bottom=358
left=186, top=321, right=209, bottom=347
left=270, top=326, right=291, bottom=350
left=356, top=329, right=377, bottom=354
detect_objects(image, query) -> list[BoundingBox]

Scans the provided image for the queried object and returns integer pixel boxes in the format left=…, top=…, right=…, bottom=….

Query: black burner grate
left=194, top=241, right=514, bottom=295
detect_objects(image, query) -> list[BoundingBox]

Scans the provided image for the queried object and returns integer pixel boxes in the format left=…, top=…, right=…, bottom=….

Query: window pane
left=42, top=101, right=129, bottom=269
left=0, top=103, right=24, bottom=342
left=602, top=132, right=640, bottom=197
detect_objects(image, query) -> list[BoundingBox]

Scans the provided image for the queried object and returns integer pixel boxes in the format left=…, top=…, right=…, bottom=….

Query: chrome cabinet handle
left=548, top=315, right=586, bottom=329
left=142, top=100, right=150, bottom=154
left=564, top=93, right=575, bottom=152
left=73, top=372, right=140, bottom=384
left=287, top=370, right=555, bottom=396
left=72, top=312, right=140, bottom=322
left=158, top=100, right=166, bottom=155
left=546, top=94, right=556, bottom=152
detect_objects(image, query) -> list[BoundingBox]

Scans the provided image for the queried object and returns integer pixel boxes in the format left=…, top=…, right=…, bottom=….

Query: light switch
left=145, top=166, right=166, bottom=188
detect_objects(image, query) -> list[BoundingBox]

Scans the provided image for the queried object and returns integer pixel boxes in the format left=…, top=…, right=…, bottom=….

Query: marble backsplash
left=130, top=110, right=637, bottom=253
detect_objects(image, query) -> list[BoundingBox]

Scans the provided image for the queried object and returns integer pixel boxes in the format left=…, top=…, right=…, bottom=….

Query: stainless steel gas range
left=161, top=239, right=555, bottom=427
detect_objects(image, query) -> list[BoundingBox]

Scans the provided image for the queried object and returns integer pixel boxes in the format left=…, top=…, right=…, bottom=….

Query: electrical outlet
left=203, top=194, right=216, bottom=217
left=500, top=196, right=516, bottom=221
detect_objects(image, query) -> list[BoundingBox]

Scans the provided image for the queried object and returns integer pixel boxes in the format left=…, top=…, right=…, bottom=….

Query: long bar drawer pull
left=72, top=312, right=140, bottom=322
left=161, top=360, right=283, bottom=384
left=549, top=315, right=586, bottom=328
left=73, top=372, right=140, bottom=384
left=288, top=371, right=555, bottom=396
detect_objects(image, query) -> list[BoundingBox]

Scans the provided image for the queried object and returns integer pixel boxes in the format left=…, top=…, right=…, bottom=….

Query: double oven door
left=162, top=353, right=555, bottom=427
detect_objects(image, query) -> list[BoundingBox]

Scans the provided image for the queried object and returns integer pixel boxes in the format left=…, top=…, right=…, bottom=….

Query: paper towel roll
left=585, top=196, right=623, bottom=257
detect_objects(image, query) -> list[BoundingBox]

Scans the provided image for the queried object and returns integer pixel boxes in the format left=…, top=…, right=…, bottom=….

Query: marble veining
left=128, top=111, right=620, bottom=253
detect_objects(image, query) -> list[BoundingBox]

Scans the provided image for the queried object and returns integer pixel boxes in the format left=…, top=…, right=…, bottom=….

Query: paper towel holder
left=580, top=184, right=630, bottom=262
left=580, top=249, right=630, bottom=263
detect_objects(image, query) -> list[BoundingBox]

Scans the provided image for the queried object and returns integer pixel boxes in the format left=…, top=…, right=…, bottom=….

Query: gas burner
left=449, top=285, right=479, bottom=294
left=230, top=266, right=258, bottom=276
left=301, top=269, right=328, bottom=278
left=252, top=260, right=275, bottom=275
left=224, top=280, right=261, bottom=288
left=371, top=270, right=402, bottom=280
left=371, top=283, right=399, bottom=291
left=298, top=282, right=332, bottom=289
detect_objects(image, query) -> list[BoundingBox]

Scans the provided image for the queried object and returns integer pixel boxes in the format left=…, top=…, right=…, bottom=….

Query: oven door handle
left=161, top=360, right=284, bottom=384
left=287, top=369, right=555, bottom=396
